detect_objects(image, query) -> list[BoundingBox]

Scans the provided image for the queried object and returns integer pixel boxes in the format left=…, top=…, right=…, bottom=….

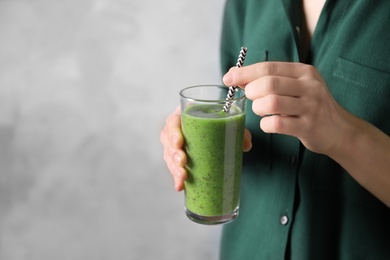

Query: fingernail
left=223, top=73, right=233, bottom=85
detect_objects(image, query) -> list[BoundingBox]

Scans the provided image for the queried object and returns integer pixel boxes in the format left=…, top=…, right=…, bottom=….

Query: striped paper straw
left=223, top=47, right=248, bottom=112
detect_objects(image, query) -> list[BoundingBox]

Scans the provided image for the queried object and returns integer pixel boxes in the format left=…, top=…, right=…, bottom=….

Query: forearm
left=329, top=111, right=390, bottom=207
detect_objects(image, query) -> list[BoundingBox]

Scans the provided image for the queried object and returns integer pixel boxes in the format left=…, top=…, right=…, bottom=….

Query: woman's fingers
left=160, top=106, right=187, bottom=191
left=252, top=95, right=305, bottom=117
left=245, top=76, right=307, bottom=100
left=260, top=115, right=303, bottom=138
left=223, top=62, right=314, bottom=87
left=223, top=61, right=345, bottom=154
left=243, top=129, right=252, bottom=152
left=166, top=106, right=184, bottom=148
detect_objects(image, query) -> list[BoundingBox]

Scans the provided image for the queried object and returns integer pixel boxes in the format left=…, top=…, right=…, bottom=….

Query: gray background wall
left=0, top=0, right=226, bottom=259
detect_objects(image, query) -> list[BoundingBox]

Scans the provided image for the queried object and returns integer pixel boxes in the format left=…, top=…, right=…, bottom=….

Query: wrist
left=326, top=107, right=362, bottom=163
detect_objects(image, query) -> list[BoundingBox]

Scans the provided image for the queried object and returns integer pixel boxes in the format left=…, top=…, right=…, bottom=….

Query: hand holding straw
left=223, top=47, right=248, bottom=112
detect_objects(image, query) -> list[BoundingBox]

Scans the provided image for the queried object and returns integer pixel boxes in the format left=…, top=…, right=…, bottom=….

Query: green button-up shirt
left=219, top=0, right=390, bottom=259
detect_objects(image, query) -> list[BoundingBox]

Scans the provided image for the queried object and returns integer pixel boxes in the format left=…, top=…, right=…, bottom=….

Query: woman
left=161, top=0, right=390, bottom=259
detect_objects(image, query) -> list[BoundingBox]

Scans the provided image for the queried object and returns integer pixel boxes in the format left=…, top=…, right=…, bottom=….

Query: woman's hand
left=160, top=106, right=253, bottom=191
left=160, top=106, right=188, bottom=191
left=223, top=61, right=390, bottom=206
left=223, top=62, right=347, bottom=156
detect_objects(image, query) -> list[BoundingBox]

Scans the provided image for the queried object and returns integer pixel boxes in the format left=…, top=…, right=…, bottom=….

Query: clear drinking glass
left=180, top=85, right=246, bottom=225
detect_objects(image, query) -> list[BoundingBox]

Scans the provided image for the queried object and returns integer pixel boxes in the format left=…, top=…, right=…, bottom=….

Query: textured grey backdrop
left=0, top=0, right=225, bottom=259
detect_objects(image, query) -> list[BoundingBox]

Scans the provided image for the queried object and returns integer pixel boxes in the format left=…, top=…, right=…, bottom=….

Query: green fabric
left=219, top=0, right=390, bottom=259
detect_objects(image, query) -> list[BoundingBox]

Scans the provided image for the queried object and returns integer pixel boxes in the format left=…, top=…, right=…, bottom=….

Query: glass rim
left=179, top=85, right=246, bottom=103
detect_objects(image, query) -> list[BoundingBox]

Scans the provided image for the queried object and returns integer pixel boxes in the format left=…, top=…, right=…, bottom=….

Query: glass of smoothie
left=179, top=85, right=246, bottom=225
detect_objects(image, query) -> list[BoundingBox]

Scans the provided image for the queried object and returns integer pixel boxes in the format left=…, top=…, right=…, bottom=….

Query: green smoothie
left=182, top=104, right=246, bottom=218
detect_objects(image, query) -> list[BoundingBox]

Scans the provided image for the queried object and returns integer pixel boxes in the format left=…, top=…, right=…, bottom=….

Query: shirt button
left=280, top=215, right=289, bottom=225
